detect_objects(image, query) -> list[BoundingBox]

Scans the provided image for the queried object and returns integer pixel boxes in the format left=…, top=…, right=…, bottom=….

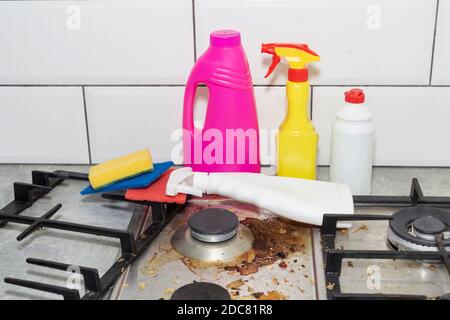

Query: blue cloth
left=80, top=161, right=173, bottom=195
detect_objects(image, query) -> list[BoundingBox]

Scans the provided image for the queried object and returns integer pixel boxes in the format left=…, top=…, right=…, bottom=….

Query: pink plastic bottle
left=183, top=30, right=260, bottom=173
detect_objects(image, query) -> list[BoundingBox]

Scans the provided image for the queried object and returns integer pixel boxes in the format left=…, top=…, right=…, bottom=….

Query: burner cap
left=188, top=208, right=239, bottom=243
left=388, top=207, right=450, bottom=251
left=170, top=282, right=231, bottom=300
left=438, top=293, right=450, bottom=300
left=413, top=216, right=446, bottom=235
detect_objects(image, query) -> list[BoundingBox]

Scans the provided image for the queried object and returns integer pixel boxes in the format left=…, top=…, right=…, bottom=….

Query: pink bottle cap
left=210, top=30, right=241, bottom=48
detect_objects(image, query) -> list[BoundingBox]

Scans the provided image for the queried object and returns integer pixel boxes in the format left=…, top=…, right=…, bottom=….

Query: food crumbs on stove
left=226, top=279, right=245, bottom=289
left=338, top=228, right=349, bottom=234
left=279, top=261, right=288, bottom=268
left=246, top=251, right=256, bottom=263
left=301, top=264, right=306, bottom=268
left=165, top=288, right=174, bottom=294
left=290, top=269, right=295, bottom=273
left=139, top=283, right=146, bottom=291
left=252, top=292, right=264, bottom=299
left=247, top=286, right=254, bottom=293
left=326, top=282, right=335, bottom=290
left=293, top=259, right=298, bottom=263
left=352, top=224, right=369, bottom=233
left=272, top=277, right=280, bottom=285
left=429, top=264, right=436, bottom=271
left=258, top=291, right=287, bottom=300
left=309, top=277, right=316, bottom=285
left=347, top=261, right=354, bottom=268
left=239, top=264, right=259, bottom=275
left=303, top=274, right=308, bottom=278
left=236, top=217, right=308, bottom=273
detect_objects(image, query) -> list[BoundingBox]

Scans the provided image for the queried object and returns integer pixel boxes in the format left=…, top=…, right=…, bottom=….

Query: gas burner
left=387, top=207, right=450, bottom=253
left=189, top=208, right=239, bottom=242
left=171, top=282, right=231, bottom=300
left=171, top=208, right=254, bottom=263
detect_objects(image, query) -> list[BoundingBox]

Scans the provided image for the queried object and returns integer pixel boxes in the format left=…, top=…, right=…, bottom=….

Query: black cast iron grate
left=0, top=170, right=184, bottom=300
left=321, top=178, right=450, bottom=300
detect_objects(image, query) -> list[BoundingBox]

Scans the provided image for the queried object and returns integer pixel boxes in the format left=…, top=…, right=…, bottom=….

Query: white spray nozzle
left=165, top=167, right=204, bottom=197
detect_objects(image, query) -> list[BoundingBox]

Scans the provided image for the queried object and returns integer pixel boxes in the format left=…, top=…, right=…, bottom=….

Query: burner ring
left=171, top=282, right=231, bottom=300
left=188, top=208, right=239, bottom=243
left=389, top=207, right=450, bottom=249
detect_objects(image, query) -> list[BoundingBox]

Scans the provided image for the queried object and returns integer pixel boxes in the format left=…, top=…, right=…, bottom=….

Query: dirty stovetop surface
left=1, top=165, right=450, bottom=300
left=111, top=167, right=450, bottom=300
left=111, top=197, right=319, bottom=300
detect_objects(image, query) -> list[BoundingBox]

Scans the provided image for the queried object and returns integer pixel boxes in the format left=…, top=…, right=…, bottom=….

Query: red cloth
left=125, top=168, right=187, bottom=204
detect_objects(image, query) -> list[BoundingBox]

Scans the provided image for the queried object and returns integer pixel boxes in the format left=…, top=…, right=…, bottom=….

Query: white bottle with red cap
left=329, top=88, right=375, bottom=195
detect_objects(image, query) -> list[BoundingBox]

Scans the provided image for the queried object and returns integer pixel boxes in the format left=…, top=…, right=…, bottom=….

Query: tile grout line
left=81, top=86, right=92, bottom=164
left=429, top=0, right=440, bottom=85
left=192, top=0, right=197, bottom=62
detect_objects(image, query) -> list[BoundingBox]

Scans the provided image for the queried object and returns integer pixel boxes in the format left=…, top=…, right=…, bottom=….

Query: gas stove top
left=1, top=166, right=450, bottom=300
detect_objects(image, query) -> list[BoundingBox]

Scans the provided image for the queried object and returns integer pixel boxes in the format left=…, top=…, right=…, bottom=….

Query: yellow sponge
left=89, top=149, right=153, bottom=190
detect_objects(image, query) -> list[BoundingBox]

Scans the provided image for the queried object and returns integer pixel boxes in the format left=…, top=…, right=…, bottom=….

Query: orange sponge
left=125, top=168, right=187, bottom=204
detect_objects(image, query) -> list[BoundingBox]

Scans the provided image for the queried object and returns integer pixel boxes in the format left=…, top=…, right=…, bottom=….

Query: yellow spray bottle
left=261, top=43, right=320, bottom=179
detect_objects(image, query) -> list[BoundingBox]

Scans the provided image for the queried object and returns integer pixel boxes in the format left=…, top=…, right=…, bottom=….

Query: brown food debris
left=352, top=224, right=369, bottom=233
left=347, top=261, right=354, bottom=268
left=326, top=282, right=335, bottom=290
left=252, top=292, right=264, bottom=299
left=429, top=264, right=436, bottom=272
left=238, top=264, right=259, bottom=275
left=272, top=277, right=280, bottom=285
left=139, top=283, right=146, bottom=291
left=231, top=217, right=307, bottom=275
left=246, top=251, right=256, bottom=263
left=226, top=279, right=245, bottom=290
left=279, top=261, right=288, bottom=269
left=338, top=228, right=349, bottom=235
left=258, top=290, right=287, bottom=300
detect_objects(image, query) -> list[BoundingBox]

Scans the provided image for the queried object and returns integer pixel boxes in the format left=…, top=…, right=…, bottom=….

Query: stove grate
left=321, top=178, right=450, bottom=300
left=0, top=170, right=184, bottom=300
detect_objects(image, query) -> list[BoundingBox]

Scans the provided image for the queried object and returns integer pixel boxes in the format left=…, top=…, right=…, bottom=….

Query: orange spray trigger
left=261, top=43, right=281, bottom=78
left=265, top=55, right=280, bottom=78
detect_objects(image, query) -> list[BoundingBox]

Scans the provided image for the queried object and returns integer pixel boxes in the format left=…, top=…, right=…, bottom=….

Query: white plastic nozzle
left=165, top=167, right=205, bottom=198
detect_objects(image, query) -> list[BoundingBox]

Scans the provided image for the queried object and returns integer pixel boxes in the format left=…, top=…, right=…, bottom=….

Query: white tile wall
left=85, top=87, right=184, bottom=163
left=0, top=0, right=194, bottom=85
left=0, top=0, right=448, bottom=167
left=432, top=0, right=450, bottom=85
left=313, top=87, right=450, bottom=166
left=85, top=86, right=287, bottom=165
left=195, top=0, right=436, bottom=85
left=0, top=87, right=89, bottom=163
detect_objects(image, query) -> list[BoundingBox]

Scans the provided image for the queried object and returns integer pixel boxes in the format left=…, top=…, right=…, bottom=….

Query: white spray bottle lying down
left=166, top=167, right=354, bottom=226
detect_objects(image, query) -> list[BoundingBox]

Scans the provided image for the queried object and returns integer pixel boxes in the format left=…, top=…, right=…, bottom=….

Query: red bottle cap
left=210, top=30, right=241, bottom=48
left=345, top=88, right=365, bottom=104
left=288, top=68, right=308, bottom=82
